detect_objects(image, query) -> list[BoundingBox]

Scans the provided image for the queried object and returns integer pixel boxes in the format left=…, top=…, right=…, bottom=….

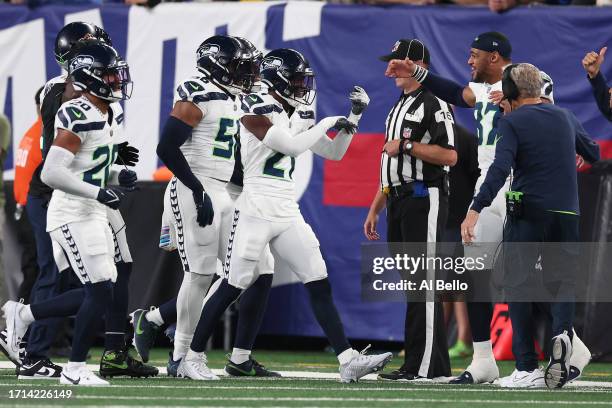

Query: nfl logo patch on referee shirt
left=403, top=128, right=412, bottom=139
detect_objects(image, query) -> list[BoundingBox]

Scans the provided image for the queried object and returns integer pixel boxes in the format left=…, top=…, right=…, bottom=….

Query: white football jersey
left=468, top=81, right=505, bottom=191
left=174, top=74, right=242, bottom=182
left=238, top=91, right=315, bottom=220
left=46, top=96, right=123, bottom=231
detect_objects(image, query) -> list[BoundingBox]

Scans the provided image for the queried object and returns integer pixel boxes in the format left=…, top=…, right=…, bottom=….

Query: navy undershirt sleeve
left=156, top=116, right=204, bottom=194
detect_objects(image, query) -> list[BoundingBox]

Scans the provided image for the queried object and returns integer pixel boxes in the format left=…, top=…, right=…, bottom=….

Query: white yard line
left=15, top=395, right=612, bottom=405
left=1, top=361, right=612, bottom=390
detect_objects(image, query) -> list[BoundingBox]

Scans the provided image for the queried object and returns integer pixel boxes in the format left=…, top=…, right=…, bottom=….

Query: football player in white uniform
left=180, top=48, right=392, bottom=383
left=156, top=35, right=258, bottom=377
left=2, top=41, right=135, bottom=386
left=135, top=36, right=280, bottom=378
left=0, top=23, right=157, bottom=380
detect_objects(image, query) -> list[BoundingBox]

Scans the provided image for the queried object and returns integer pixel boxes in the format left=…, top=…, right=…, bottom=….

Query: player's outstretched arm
left=385, top=59, right=475, bottom=107
left=41, top=130, right=125, bottom=210
left=311, top=86, right=370, bottom=161
left=241, top=114, right=350, bottom=157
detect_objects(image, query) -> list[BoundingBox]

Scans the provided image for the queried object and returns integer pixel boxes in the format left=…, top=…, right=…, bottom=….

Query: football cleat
left=499, top=368, right=546, bottom=388
left=0, top=329, right=26, bottom=367
left=130, top=308, right=160, bottom=363
left=177, top=350, right=219, bottom=380
left=449, top=357, right=499, bottom=384
left=2, top=300, right=30, bottom=365
left=339, top=345, right=392, bottom=383
left=17, top=358, right=62, bottom=380
left=545, top=331, right=572, bottom=389
left=568, top=331, right=591, bottom=383
left=167, top=352, right=181, bottom=377
left=378, top=367, right=423, bottom=381
left=99, top=347, right=159, bottom=378
left=60, top=365, right=109, bottom=386
left=225, top=355, right=281, bottom=377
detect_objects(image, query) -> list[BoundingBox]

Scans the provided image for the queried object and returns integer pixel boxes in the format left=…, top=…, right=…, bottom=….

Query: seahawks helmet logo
left=261, top=57, right=283, bottom=70
left=197, top=44, right=220, bottom=59
left=69, top=55, right=94, bottom=72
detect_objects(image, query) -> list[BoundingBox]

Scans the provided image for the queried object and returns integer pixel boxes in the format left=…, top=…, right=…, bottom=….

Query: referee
left=365, top=39, right=457, bottom=380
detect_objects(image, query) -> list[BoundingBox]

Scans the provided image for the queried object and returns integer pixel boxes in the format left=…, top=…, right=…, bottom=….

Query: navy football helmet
left=260, top=48, right=315, bottom=106
left=55, top=22, right=113, bottom=70
left=68, top=40, right=132, bottom=102
left=196, top=35, right=250, bottom=95
left=233, top=36, right=262, bottom=93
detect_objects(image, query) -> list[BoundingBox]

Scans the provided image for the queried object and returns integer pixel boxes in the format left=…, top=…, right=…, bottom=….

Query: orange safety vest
left=14, top=117, right=43, bottom=206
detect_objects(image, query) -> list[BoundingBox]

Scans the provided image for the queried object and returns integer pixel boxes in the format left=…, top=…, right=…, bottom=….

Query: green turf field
left=1, top=349, right=612, bottom=407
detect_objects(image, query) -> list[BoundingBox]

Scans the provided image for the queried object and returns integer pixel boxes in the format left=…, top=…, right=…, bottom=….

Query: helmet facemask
left=231, top=56, right=261, bottom=94
left=278, top=69, right=316, bottom=107
left=72, top=60, right=133, bottom=102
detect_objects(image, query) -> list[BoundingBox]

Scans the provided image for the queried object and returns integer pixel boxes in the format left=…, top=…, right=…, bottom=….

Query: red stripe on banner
left=323, top=133, right=385, bottom=207
left=323, top=136, right=612, bottom=207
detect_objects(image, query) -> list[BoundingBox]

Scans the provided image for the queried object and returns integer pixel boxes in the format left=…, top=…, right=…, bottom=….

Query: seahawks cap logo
left=392, top=41, right=400, bottom=52
left=69, top=55, right=94, bottom=72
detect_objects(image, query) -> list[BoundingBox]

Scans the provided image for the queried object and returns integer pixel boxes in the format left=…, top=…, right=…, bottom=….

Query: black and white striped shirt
left=381, top=87, right=456, bottom=189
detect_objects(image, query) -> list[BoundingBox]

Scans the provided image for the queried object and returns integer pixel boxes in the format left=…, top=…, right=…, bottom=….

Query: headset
left=501, top=63, right=520, bottom=101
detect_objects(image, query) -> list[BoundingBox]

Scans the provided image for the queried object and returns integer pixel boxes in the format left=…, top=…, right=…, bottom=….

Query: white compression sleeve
left=262, top=116, right=343, bottom=157
left=310, top=112, right=362, bottom=161
left=41, top=146, right=100, bottom=199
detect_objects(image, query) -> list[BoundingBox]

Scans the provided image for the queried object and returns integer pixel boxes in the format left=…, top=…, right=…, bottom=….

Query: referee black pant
left=386, top=186, right=451, bottom=378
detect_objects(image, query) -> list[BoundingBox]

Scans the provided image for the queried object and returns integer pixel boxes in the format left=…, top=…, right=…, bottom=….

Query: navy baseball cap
left=471, top=32, right=512, bottom=59
left=380, top=39, right=430, bottom=64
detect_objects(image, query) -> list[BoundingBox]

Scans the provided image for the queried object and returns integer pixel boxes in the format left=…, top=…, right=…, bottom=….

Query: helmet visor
left=290, top=70, right=316, bottom=105
left=104, top=62, right=133, bottom=101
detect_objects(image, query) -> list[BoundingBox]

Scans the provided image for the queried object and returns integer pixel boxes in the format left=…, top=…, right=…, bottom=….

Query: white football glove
left=349, top=86, right=370, bottom=115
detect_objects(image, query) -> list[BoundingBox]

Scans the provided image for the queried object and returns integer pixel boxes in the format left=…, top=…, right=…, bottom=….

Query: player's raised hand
left=349, top=86, right=370, bottom=115
left=193, top=190, right=214, bottom=227
left=318, top=116, right=348, bottom=131
left=582, top=47, right=607, bottom=79
left=333, top=118, right=358, bottom=134
left=116, top=142, right=140, bottom=167
left=364, top=212, right=380, bottom=241
left=385, top=59, right=416, bottom=78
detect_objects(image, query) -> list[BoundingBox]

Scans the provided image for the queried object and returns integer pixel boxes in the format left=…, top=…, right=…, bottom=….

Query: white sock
left=472, top=340, right=494, bottom=360
left=337, top=348, right=357, bottom=366
left=230, top=348, right=251, bottom=365
left=20, top=305, right=35, bottom=324
left=145, top=307, right=164, bottom=327
left=67, top=361, right=86, bottom=371
left=173, top=332, right=193, bottom=361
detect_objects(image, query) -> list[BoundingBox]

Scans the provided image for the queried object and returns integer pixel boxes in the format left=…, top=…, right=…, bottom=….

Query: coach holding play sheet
left=461, top=63, right=600, bottom=389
